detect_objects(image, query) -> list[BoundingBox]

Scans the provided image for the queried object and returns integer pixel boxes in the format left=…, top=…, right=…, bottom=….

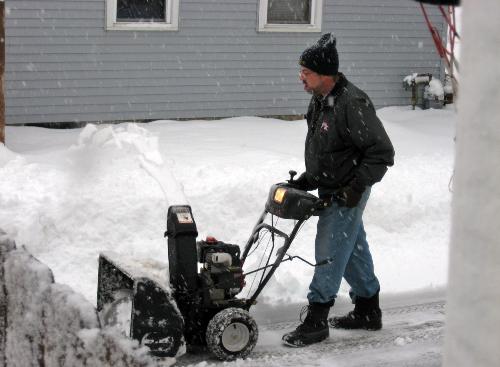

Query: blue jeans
left=307, top=187, right=380, bottom=304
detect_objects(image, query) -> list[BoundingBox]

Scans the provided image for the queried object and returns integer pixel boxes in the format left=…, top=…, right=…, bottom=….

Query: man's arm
left=345, top=97, right=395, bottom=187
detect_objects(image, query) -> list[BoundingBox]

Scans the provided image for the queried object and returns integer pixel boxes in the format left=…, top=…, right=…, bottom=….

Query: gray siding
left=5, top=0, right=446, bottom=124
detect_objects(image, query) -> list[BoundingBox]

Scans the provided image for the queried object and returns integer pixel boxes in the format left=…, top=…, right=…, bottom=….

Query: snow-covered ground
left=0, top=105, right=456, bottom=365
left=179, top=288, right=446, bottom=367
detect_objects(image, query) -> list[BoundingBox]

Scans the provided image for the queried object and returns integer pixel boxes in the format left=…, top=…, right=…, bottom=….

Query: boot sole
left=329, top=321, right=382, bottom=331
left=282, top=331, right=329, bottom=348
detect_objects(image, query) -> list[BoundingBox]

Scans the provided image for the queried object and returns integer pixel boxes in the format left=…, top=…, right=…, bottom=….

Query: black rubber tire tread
left=206, top=307, right=259, bottom=361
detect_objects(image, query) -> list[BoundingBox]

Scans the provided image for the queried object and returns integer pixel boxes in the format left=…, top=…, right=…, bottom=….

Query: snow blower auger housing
left=97, top=178, right=322, bottom=361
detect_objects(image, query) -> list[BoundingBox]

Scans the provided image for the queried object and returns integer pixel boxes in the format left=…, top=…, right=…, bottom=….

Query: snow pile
left=425, top=79, right=445, bottom=101
left=3, top=248, right=55, bottom=367
left=74, top=123, right=163, bottom=165
left=0, top=123, right=186, bottom=302
left=77, top=328, right=174, bottom=367
left=0, top=236, right=168, bottom=366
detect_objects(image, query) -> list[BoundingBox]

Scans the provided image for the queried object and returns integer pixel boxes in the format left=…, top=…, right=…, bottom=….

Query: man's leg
left=307, top=188, right=371, bottom=304
left=282, top=189, right=370, bottom=347
left=343, top=221, right=380, bottom=298
left=330, top=220, right=382, bottom=330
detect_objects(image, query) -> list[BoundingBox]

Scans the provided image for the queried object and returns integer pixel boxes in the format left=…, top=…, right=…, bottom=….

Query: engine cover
left=265, top=183, right=319, bottom=220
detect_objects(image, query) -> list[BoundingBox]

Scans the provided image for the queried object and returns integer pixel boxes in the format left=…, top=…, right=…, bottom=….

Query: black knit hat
left=299, top=33, right=339, bottom=76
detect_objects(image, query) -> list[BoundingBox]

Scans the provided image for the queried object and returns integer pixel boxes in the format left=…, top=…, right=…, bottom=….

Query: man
left=283, top=33, right=395, bottom=347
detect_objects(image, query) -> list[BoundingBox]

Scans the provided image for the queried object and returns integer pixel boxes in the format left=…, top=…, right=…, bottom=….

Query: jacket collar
left=328, top=73, right=348, bottom=99
left=313, top=73, right=348, bottom=108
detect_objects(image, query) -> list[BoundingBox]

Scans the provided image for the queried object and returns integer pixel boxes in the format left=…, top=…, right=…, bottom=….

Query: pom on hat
left=299, top=33, right=339, bottom=76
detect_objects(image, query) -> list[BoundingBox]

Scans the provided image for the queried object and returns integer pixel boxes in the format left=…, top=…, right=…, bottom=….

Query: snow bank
left=0, top=109, right=455, bottom=308
left=0, top=234, right=169, bottom=367
left=0, top=123, right=185, bottom=304
left=4, top=248, right=55, bottom=367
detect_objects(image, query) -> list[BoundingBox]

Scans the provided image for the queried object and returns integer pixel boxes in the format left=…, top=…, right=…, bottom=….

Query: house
left=5, top=0, right=446, bottom=125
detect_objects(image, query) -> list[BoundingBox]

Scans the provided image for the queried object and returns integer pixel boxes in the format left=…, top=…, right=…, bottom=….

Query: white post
left=443, top=1, right=500, bottom=366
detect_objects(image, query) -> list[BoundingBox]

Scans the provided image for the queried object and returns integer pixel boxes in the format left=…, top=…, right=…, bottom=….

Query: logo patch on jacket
left=320, top=120, right=329, bottom=132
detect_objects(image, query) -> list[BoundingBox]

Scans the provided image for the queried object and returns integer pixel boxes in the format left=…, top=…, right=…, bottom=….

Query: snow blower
left=97, top=172, right=323, bottom=360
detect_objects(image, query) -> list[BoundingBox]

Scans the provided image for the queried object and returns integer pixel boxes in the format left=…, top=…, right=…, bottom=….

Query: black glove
left=333, top=179, right=365, bottom=208
left=287, top=172, right=317, bottom=191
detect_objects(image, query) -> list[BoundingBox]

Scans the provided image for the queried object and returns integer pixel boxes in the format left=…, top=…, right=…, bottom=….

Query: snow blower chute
left=97, top=172, right=323, bottom=360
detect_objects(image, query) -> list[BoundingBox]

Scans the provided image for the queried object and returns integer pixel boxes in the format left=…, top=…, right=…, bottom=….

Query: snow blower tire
left=206, top=308, right=258, bottom=361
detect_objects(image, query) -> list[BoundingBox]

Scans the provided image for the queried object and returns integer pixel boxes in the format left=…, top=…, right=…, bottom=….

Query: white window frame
left=106, top=0, right=179, bottom=31
left=258, top=0, right=323, bottom=33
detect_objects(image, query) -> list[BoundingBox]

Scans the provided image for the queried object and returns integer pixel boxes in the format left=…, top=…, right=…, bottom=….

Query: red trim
left=419, top=3, right=459, bottom=73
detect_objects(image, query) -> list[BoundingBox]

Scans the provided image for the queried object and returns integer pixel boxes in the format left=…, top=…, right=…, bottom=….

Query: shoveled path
left=173, top=289, right=446, bottom=367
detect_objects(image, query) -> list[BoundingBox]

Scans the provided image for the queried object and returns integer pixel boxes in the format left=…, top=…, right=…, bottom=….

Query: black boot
left=282, top=301, right=333, bottom=347
left=329, top=291, right=382, bottom=330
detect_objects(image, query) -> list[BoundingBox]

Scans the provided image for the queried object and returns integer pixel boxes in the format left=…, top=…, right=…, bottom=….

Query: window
left=258, top=0, right=323, bottom=32
left=106, top=0, right=179, bottom=31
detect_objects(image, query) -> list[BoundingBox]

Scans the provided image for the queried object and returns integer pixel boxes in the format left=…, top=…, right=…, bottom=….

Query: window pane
left=267, top=0, right=311, bottom=24
left=117, top=0, right=166, bottom=22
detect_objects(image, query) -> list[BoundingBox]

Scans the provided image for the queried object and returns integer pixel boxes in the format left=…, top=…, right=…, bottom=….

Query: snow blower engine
left=97, top=172, right=323, bottom=360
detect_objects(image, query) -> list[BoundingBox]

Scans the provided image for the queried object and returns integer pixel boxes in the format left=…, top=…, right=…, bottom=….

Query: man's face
left=299, top=67, right=328, bottom=95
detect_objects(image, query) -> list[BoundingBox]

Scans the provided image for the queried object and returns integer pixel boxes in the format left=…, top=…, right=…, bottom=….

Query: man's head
left=299, top=67, right=337, bottom=96
left=299, top=33, right=339, bottom=96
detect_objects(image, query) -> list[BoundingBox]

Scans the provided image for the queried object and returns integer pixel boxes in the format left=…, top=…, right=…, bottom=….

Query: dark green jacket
left=304, top=74, right=394, bottom=191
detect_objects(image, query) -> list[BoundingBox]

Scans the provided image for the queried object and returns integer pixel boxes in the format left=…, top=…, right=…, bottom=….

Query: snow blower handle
left=286, top=171, right=318, bottom=192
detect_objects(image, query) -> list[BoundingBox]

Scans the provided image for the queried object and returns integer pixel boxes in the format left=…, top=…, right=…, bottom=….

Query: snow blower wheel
left=206, top=308, right=258, bottom=361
